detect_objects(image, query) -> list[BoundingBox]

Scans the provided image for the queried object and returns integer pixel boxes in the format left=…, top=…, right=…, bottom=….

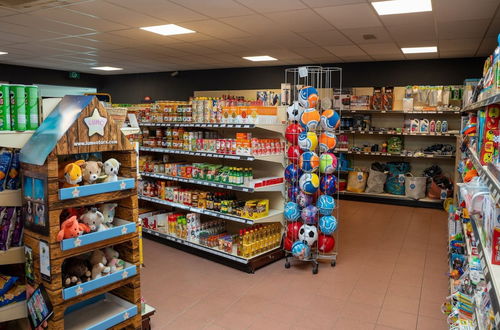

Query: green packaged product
left=0, top=85, right=10, bottom=130
left=25, top=85, right=39, bottom=130
left=9, top=85, right=26, bottom=131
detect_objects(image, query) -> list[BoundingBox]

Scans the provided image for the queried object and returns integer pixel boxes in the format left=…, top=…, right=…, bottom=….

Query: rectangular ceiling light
left=0, top=51, right=7, bottom=55
left=243, top=56, right=278, bottom=62
left=91, top=66, right=123, bottom=71
left=372, top=0, right=432, bottom=15
left=140, top=24, right=195, bottom=36
left=401, top=46, right=438, bottom=54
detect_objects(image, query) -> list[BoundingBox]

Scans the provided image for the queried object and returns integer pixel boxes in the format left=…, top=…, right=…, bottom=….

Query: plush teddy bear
left=80, top=161, right=104, bottom=185
left=98, top=203, right=117, bottom=229
left=63, top=258, right=91, bottom=287
left=60, top=160, right=86, bottom=188
left=103, top=247, right=125, bottom=273
left=80, top=208, right=106, bottom=232
left=103, top=158, right=121, bottom=182
left=57, top=216, right=91, bottom=241
left=89, top=249, right=110, bottom=280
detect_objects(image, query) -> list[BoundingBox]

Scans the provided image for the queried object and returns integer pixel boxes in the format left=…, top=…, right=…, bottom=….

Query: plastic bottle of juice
left=249, top=230, right=255, bottom=256
left=243, top=230, right=249, bottom=258
left=237, top=229, right=243, bottom=256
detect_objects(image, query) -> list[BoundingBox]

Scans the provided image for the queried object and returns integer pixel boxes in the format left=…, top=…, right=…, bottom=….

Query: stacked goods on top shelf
left=137, top=94, right=285, bottom=273
left=0, top=84, right=40, bottom=132
left=19, top=95, right=141, bottom=329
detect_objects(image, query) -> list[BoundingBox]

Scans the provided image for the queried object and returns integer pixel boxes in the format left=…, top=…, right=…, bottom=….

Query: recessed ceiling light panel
left=372, top=0, right=432, bottom=15
left=140, top=24, right=195, bottom=36
left=91, top=66, right=123, bottom=71
left=243, top=56, right=278, bottom=62
left=401, top=46, right=438, bottom=54
left=0, top=51, right=7, bottom=55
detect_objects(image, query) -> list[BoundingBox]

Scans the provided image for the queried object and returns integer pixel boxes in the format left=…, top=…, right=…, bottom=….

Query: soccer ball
left=287, top=145, right=303, bottom=161
left=287, top=221, right=302, bottom=241
left=318, top=234, right=335, bottom=253
left=284, top=236, right=293, bottom=251
left=319, top=152, right=337, bottom=174
left=299, top=173, right=319, bottom=195
left=301, top=205, right=319, bottom=225
left=298, top=224, right=318, bottom=247
left=284, top=164, right=302, bottom=183
left=317, top=195, right=336, bottom=215
left=299, top=108, right=320, bottom=131
left=284, top=202, right=301, bottom=221
left=285, top=123, right=304, bottom=144
left=297, top=191, right=313, bottom=208
left=287, top=185, right=300, bottom=202
left=320, top=109, right=340, bottom=131
left=319, top=215, right=337, bottom=235
left=286, top=101, right=303, bottom=122
left=298, top=131, right=318, bottom=151
left=299, top=151, right=319, bottom=172
left=319, top=132, right=337, bottom=152
left=320, top=174, right=338, bottom=195
left=292, top=240, right=311, bottom=260
left=298, top=86, right=319, bottom=108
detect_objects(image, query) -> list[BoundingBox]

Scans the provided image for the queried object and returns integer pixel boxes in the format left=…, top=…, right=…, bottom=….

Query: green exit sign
left=68, top=71, right=80, bottom=79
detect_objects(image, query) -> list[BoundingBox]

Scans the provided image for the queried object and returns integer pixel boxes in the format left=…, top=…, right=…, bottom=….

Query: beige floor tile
left=377, top=308, right=418, bottom=330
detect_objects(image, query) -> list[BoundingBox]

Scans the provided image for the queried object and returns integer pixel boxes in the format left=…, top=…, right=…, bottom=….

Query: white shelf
left=334, top=150, right=455, bottom=159
left=0, top=246, right=25, bottom=265
left=462, top=93, right=500, bottom=113
left=139, top=122, right=284, bottom=134
left=139, top=171, right=284, bottom=193
left=0, top=131, right=35, bottom=148
left=0, top=189, right=22, bottom=206
left=142, top=227, right=280, bottom=264
left=138, top=195, right=283, bottom=225
left=466, top=146, right=500, bottom=204
left=342, top=109, right=460, bottom=115
left=0, top=300, right=27, bottom=322
left=337, top=129, right=458, bottom=137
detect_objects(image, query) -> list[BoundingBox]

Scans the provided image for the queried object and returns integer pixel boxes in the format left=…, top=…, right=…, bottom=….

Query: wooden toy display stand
left=20, top=96, right=141, bottom=329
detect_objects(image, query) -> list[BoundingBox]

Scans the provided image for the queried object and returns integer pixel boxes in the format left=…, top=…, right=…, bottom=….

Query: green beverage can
left=0, top=85, right=10, bottom=130
left=9, top=84, right=26, bottom=131
left=25, top=85, right=39, bottom=130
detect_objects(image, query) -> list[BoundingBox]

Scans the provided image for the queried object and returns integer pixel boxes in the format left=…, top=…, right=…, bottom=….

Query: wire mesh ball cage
left=283, top=66, right=342, bottom=274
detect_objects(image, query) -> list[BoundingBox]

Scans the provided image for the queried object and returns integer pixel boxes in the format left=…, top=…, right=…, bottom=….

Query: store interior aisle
left=141, top=201, right=449, bottom=330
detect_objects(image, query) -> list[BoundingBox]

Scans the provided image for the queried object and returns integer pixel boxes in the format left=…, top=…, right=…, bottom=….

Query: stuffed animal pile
left=62, top=246, right=126, bottom=287
left=56, top=203, right=119, bottom=242
left=59, top=158, right=121, bottom=188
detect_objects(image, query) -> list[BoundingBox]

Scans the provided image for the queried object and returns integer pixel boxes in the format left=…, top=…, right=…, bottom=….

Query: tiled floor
left=141, top=201, right=449, bottom=330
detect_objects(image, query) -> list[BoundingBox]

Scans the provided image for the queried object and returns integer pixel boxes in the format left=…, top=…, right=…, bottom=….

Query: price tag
left=220, top=124, right=226, bottom=127
left=242, top=188, right=249, bottom=192
left=235, top=125, right=241, bottom=128
left=368, top=131, right=373, bottom=134
left=298, top=66, right=308, bottom=78
left=218, top=184, right=224, bottom=188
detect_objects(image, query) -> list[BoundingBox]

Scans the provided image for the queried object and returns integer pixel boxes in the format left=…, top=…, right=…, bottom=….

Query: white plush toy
left=98, top=203, right=118, bottom=229
left=104, top=158, right=121, bottom=182
left=89, top=250, right=110, bottom=280
left=80, top=208, right=106, bottom=232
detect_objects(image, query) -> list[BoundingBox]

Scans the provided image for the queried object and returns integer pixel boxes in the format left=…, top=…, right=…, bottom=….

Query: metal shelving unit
left=337, top=129, right=459, bottom=137
left=335, top=149, right=455, bottom=159
left=342, top=109, right=460, bottom=114
left=339, top=191, right=442, bottom=208
left=462, top=93, right=500, bottom=113
left=138, top=122, right=285, bottom=133
left=465, top=145, right=500, bottom=204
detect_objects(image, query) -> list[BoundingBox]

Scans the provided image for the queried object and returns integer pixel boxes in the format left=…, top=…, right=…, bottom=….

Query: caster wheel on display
left=331, top=260, right=336, bottom=267
left=312, top=264, right=318, bottom=275
left=285, top=261, right=290, bottom=269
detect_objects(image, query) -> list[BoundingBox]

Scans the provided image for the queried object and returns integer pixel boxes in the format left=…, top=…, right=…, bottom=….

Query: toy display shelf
left=58, top=178, right=135, bottom=200
left=139, top=195, right=284, bottom=225
left=139, top=146, right=284, bottom=163
left=466, top=146, right=500, bottom=204
left=341, top=109, right=461, bottom=115
left=139, top=122, right=285, bottom=133
left=0, top=130, right=35, bottom=148
left=140, top=171, right=284, bottom=193
left=462, top=93, right=500, bottom=113
left=334, top=150, right=455, bottom=159
left=337, top=129, right=459, bottom=137
left=59, top=219, right=137, bottom=251
left=142, top=227, right=283, bottom=273
left=0, top=189, right=22, bottom=206
left=64, top=293, right=138, bottom=330
left=62, top=262, right=138, bottom=300
left=339, top=191, right=443, bottom=209
left=0, top=246, right=25, bottom=265
left=469, top=216, right=500, bottom=328
left=0, top=300, right=27, bottom=323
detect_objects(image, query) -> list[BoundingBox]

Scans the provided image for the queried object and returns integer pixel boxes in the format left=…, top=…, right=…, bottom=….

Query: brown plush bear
left=80, top=161, right=103, bottom=185
left=63, top=258, right=92, bottom=288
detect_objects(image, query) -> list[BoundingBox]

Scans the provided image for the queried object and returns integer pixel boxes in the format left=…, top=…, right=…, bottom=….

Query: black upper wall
left=0, top=63, right=103, bottom=89
left=100, top=57, right=485, bottom=104
left=0, top=57, right=485, bottom=104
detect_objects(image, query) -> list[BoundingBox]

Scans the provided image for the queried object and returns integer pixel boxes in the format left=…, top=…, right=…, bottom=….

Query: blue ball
left=320, top=174, right=338, bottom=195
left=301, top=205, right=318, bottom=225
left=291, top=240, right=311, bottom=260
left=297, top=191, right=313, bottom=208
left=287, top=185, right=300, bottom=202
left=320, top=109, right=340, bottom=131
left=284, top=164, right=302, bottom=183
left=317, top=195, right=336, bottom=215
left=319, top=215, right=337, bottom=235
left=284, top=202, right=301, bottom=221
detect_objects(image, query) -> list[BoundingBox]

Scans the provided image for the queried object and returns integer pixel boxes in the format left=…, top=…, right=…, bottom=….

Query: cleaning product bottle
left=411, top=119, right=419, bottom=132
left=441, top=120, right=448, bottom=133
left=430, top=120, right=436, bottom=133
left=420, top=119, right=429, bottom=133
left=436, top=120, right=442, bottom=133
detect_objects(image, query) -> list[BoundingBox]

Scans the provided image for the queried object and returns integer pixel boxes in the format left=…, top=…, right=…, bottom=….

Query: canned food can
left=0, top=85, right=10, bottom=130
left=25, top=85, right=38, bottom=130
left=9, top=85, right=26, bottom=131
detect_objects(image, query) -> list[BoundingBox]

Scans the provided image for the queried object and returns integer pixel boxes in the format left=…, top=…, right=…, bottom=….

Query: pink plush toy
left=57, top=216, right=90, bottom=241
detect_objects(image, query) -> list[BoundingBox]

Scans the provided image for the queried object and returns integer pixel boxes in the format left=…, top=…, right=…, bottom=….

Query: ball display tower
left=283, top=66, right=342, bottom=274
